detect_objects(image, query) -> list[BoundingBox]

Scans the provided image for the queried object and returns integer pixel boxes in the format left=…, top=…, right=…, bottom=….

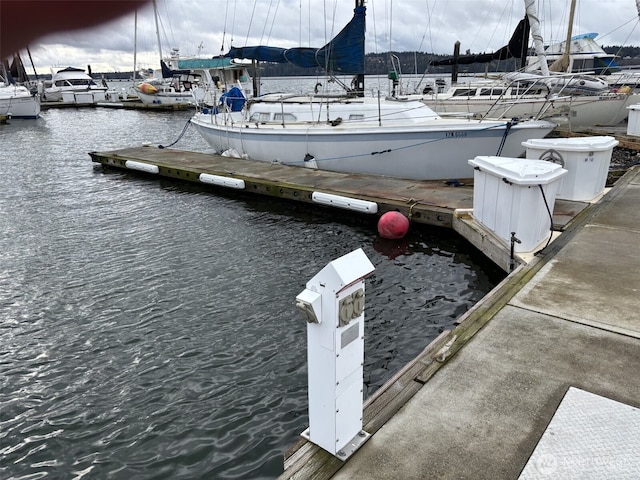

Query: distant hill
left=55, top=46, right=639, bottom=79
left=255, top=46, right=640, bottom=77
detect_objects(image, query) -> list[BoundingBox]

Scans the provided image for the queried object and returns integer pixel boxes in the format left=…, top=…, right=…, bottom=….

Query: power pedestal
left=295, top=248, right=375, bottom=460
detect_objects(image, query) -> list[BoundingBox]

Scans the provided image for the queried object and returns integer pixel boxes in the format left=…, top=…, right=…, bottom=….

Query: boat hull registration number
left=445, top=131, right=467, bottom=138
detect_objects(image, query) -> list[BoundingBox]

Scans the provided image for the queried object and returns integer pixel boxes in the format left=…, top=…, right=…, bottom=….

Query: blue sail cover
left=226, top=5, right=365, bottom=74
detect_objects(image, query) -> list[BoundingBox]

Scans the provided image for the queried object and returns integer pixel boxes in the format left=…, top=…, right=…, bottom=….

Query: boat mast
left=26, top=47, right=39, bottom=83
left=549, top=0, right=576, bottom=72
left=523, top=0, right=550, bottom=76
left=152, top=0, right=163, bottom=63
left=133, top=8, right=138, bottom=82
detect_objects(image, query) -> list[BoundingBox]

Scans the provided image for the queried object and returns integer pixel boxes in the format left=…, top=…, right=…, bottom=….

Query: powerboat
left=41, top=66, right=107, bottom=103
left=134, top=54, right=252, bottom=107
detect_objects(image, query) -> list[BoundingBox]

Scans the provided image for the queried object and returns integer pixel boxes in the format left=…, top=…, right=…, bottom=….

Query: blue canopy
left=226, top=5, right=365, bottom=74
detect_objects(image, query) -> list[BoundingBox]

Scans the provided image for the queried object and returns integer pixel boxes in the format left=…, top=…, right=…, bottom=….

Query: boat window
left=249, top=112, right=270, bottom=122
left=572, top=59, right=594, bottom=73
left=491, top=88, right=504, bottom=95
left=348, top=114, right=364, bottom=120
left=479, top=88, right=493, bottom=96
left=452, top=88, right=475, bottom=97
left=274, top=113, right=297, bottom=122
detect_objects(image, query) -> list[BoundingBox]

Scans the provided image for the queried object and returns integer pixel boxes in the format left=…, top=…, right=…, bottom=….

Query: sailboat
left=504, top=0, right=639, bottom=125
left=133, top=1, right=195, bottom=107
left=190, top=1, right=556, bottom=181
left=1, top=55, right=40, bottom=119
left=134, top=2, right=253, bottom=107
left=416, top=1, right=638, bottom=127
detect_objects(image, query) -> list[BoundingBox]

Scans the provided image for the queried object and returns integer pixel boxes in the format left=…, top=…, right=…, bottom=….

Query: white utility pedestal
left=522, top=136, right=619, bottom=201
left=469, top=156, right=567, bottom=252
left=628, top=104, right=640, bottom=137
left=295, top=248, right=375, bottom=460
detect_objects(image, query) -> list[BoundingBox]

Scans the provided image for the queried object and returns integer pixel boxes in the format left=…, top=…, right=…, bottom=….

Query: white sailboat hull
left=191, top=98, right=556, bottom=180
left=0, top=85, right=40, bottom=118
left=135, top=89, right=194, bottom=106
left=423, top=92, right=640, bottom=127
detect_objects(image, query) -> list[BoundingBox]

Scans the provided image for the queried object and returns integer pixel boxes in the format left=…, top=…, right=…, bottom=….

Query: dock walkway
left=90, top=146, right=476, bottom=229
left=281, top=166, right=640, bottom=479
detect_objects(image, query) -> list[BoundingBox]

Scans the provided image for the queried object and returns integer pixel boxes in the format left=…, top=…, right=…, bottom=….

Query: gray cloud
left=20, top=0, right=640, bottom=74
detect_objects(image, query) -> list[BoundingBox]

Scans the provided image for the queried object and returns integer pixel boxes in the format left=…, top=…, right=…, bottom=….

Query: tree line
left=50, top=45, right=640, bottom=80
left=255, top=46, right=640, bottom=77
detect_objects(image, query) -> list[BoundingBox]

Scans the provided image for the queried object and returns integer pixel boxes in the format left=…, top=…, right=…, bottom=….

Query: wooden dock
left=552, top=126, right=640, bottom=151
left=41, top=100, right=190, bottom=111
left=90, top=146, right=474, bottom=229
left=89, top=146, right=593, bottom=272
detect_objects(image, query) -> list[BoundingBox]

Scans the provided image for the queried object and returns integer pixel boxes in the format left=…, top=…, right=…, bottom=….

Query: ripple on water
left=0, top=106, right=504, bottom=479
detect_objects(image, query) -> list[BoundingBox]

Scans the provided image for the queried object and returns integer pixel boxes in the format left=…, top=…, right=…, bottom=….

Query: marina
left=85, top=111, right=640, bottom=478
left=87, top=127, right=640, bottom=477
left=4, top=94, right=640, bottom=480
left=3, top=0, right=640, bottom=476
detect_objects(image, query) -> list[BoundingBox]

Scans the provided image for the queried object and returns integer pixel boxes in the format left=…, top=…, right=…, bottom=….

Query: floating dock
left=89, top=146, right=592, bottom=272
left=41, top=100, right=190, bottom=111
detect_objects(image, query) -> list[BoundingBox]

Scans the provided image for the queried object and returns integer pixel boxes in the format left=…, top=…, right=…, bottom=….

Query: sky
left=11, top=0, right=640, bottom=75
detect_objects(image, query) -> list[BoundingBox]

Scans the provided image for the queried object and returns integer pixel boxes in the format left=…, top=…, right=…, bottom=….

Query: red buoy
left=377, top=211, right=410, bottom=239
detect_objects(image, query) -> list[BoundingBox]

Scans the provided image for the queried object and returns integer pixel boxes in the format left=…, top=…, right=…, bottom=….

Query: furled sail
left=430, top=15, right=530, bottom=66
left=225, top=5, right=365, bottom=74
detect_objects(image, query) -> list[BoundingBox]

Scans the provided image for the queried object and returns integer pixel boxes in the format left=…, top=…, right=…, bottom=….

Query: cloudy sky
left=15, top=0, right=640, bottom=74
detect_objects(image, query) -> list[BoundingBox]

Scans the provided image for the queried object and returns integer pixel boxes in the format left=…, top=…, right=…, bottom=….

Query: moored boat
left=412, top=3, right=639, bottom=127
left=190, top=1, right=556, bottom=181
left=41, top=66, right=107, bottom=103
left=0, top=81, right=40, bottom=118
left=191, top=92, right=556, bottom=181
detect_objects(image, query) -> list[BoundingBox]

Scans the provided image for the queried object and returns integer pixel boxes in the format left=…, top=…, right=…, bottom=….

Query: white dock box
left=469, top=156, right=567, bottom=252
left=522, top=136, right=618, bottom=202
left=627, top=104, right=640, bottom=137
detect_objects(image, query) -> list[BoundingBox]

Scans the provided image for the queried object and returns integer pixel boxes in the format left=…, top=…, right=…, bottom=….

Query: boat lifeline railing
left=480, top=77, right=553, bottom=121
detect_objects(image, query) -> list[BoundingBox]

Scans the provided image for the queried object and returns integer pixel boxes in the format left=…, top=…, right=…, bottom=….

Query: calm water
left=0, top=87, right=503, bottom=479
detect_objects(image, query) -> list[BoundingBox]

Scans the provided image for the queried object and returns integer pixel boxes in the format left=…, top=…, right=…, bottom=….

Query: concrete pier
left=280, top=166, right=640, bottom=479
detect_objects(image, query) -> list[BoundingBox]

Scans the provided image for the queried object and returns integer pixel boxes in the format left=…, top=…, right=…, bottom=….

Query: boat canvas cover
left=216, top=86, right=246, bottom=112
left=160, top=60, right=191, bottom=78
left=431, top=15, right=530, bottom=66
left=225, top=5, right=365, bottom=74
left=176, top=57, right=237, bottom=70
